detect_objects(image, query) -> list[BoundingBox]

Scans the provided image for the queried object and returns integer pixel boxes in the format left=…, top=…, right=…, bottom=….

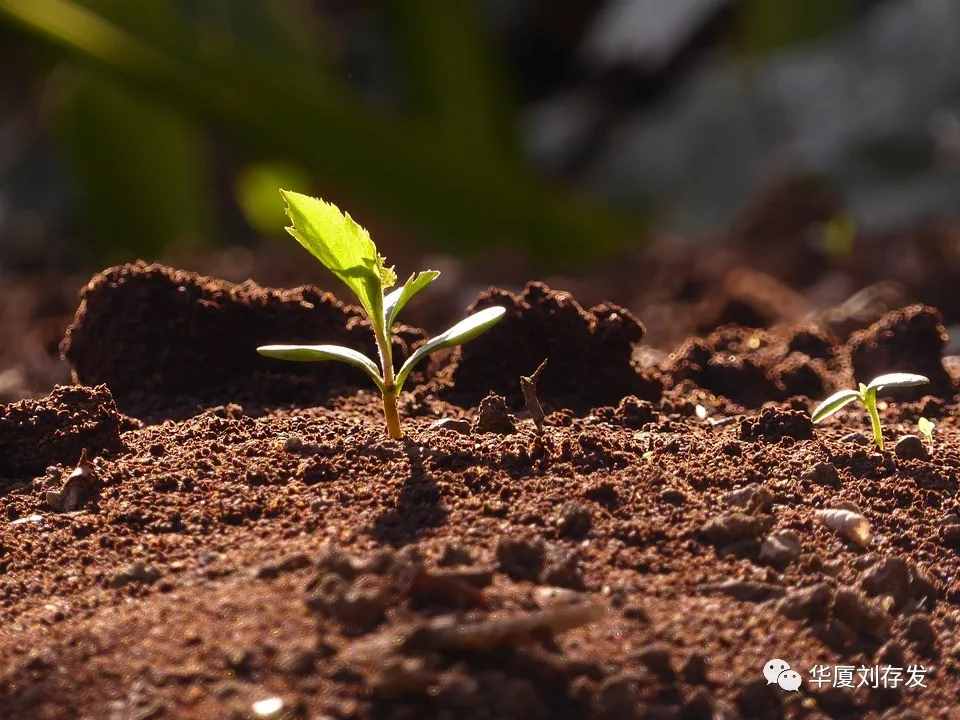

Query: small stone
left=940, top=524, right=960, bottom=549
left=658, top=488, right=686, bottom=506
left=255, top=553, right=310, bottom=579
left=895, top=435, right=928, bottom=460
left=495, top=536, right=546, bottom=581
left=698, top=512, right=772, bottom=548
left=801, top=462, right=840, bottom=487
left=251, top=696, right=284, bottom=718
left=277, top=647, right=315, bottom=676
left=621, top=603, right=649, bottom=623
left=722, top=484, right=774, bottom=513
left=283, top=435, right=304, bottom=452
left=703, top=579, right=784, bottom=602
left=833, top=588, right=890, bottom=641
left=632, top=642, right=675, bottom=679
left=840, top=431, right=869, bottom=445
left=904, top=613, right=937, bottom=654
left=437, top=543, right=474, bottom=567
left=860, top=557, right=911, bottom=609
left=110, top=561, right=161, bottom=588
left=760, top=530, right=801, bottom=567
left=557, top=502, right=592, bottom=539
left=430, top=418, right=471, bottom=434
left=541, top=548, right=584, bottom=590
left=777, top=583, right=833, bottom=621
left=472, top=393, right=517, bottom=435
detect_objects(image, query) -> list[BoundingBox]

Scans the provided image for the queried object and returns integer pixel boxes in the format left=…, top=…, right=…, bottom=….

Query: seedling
left=918, top=417, right=936, bottom=444
left=258, top=190, right=506, bottom=439
left=811, top=373, right=930, bottom=450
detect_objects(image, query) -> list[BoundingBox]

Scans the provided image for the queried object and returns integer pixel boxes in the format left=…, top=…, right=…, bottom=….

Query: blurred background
left=2, top=0, right=960, bottom=399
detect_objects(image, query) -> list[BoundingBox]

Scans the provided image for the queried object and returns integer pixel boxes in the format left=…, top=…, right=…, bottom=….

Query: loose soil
left=3, top=262, right=960, bottom=719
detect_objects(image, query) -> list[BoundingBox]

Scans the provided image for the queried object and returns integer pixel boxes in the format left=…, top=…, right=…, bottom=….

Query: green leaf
left=395, top=305, right=506, bottom=390
left=918, top=416, right=936, bottom=442
left=257, top=343, right=383, bottom=390
left=865, top=373, right=930, bottom=393
left=384, top=270, right=440, bottom=328
left=811, top=388, right=862, bottom=423
left=280, top=189, right=396, bottom=331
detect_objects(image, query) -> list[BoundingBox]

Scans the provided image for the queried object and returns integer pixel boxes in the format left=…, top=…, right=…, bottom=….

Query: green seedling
left=258, top=190, right=506, bottom=439
left=811, top=373, right=930, bottom=450
left=918, top=417, right=936, bottom=444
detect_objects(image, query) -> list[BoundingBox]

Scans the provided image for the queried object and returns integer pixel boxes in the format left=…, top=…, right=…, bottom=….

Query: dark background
left=1, top=0, right=960, bottom=397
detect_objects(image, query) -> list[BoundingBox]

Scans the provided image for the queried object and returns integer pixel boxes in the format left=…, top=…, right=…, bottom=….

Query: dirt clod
left=61, top=262, right=425, bottom=412
left=557, top=502, right=593, bottom=540
left=472, top=393, right=517, bottom=435
left=759, top=530, right=802, bottom=567
left=895, top=434, right=928, bottom=460
left=739, top=407, right=812, bottom=442
left=802, top=461, right=841, bottom=487
left=0, top=385, right=123, bottom=477
left=698, top=512, right=773, bottom=548
left=496, top=536, right=546, bottom=581
left=847, top=305, right=954, bottom=398
left=447, top=282, right=660, bottom=409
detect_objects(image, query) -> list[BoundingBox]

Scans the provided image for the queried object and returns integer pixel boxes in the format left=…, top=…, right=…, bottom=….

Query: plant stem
left=382, top=389, right=403, bottom=439
left=374, top=326, right=403, bottom=439
left=864, top=389, right=884, bottom=450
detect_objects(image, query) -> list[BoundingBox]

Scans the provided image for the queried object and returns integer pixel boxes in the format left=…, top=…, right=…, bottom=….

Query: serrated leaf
left=384, top=270, right=440, bottom=328
left=811, top=388, right=862, bottom=423
left=865, top=373, right=930, bottom=393
left=280, top=190, right=395, bottom=332
left=257, top=343, right=383, bottom=390
left=395, top=306, right=506, bottom=390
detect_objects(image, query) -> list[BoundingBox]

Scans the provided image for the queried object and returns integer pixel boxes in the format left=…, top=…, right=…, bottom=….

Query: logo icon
left=763, top=659, right=802, bottom=692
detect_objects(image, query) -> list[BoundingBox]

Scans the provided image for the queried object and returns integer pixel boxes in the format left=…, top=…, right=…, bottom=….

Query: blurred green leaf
left=236, top=163, right=310, bottom=237
left=0, top=0, right=643, bottom=265
left=52, top=65, right=208, bottom=260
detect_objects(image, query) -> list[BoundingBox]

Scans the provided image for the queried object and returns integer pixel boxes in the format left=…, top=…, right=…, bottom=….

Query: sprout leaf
left=866, top=373, right=930, bottom=393
left=811, top=388, right=861, bottom=423
left=257, top=343, right=383, bottom=390
left=280, top=189, right=396, bottom=332
left=395, top=306, right=506, bottom=390
left=384, top=270, right=440, bottom=328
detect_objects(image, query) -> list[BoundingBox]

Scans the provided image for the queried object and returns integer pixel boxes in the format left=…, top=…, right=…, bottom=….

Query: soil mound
left=661, top=325, right=835, bottom=408
left=0, top=384, right=123, bottom=477
left=444, top=282, right=660, bottom=409
left=847, top=305, right=955, bottom=398
left=61, top=262, right=426, bottom=414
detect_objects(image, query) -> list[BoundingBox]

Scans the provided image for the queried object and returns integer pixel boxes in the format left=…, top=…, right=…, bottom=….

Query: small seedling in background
left=811, top=373, right=930, bottom=450
left=918, top=417, right=936, bottom=444
left=258, top=190, right=505, bottom=439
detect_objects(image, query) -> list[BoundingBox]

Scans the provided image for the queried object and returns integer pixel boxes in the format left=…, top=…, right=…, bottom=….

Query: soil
left=3, top=262, right=960, bottom=719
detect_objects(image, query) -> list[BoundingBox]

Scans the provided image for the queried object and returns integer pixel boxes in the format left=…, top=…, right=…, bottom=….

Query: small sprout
left=810, top=373, right=930, bottom=450
left=258, top=191, right=506, bottom=438
left=918, top=417, right=936, bottom=444
left=520, top=358, right=548, bottom=433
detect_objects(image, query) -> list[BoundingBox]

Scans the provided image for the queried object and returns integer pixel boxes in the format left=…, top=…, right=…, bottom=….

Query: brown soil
left=3, top=263, right=960, bottom=719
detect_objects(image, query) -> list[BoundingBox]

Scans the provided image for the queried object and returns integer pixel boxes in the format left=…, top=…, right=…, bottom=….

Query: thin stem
left=374, top=325, right=403, bottom=439
left=382, top=390, right=403, bottom=440
left=864, top=389, right=884, bottom=450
